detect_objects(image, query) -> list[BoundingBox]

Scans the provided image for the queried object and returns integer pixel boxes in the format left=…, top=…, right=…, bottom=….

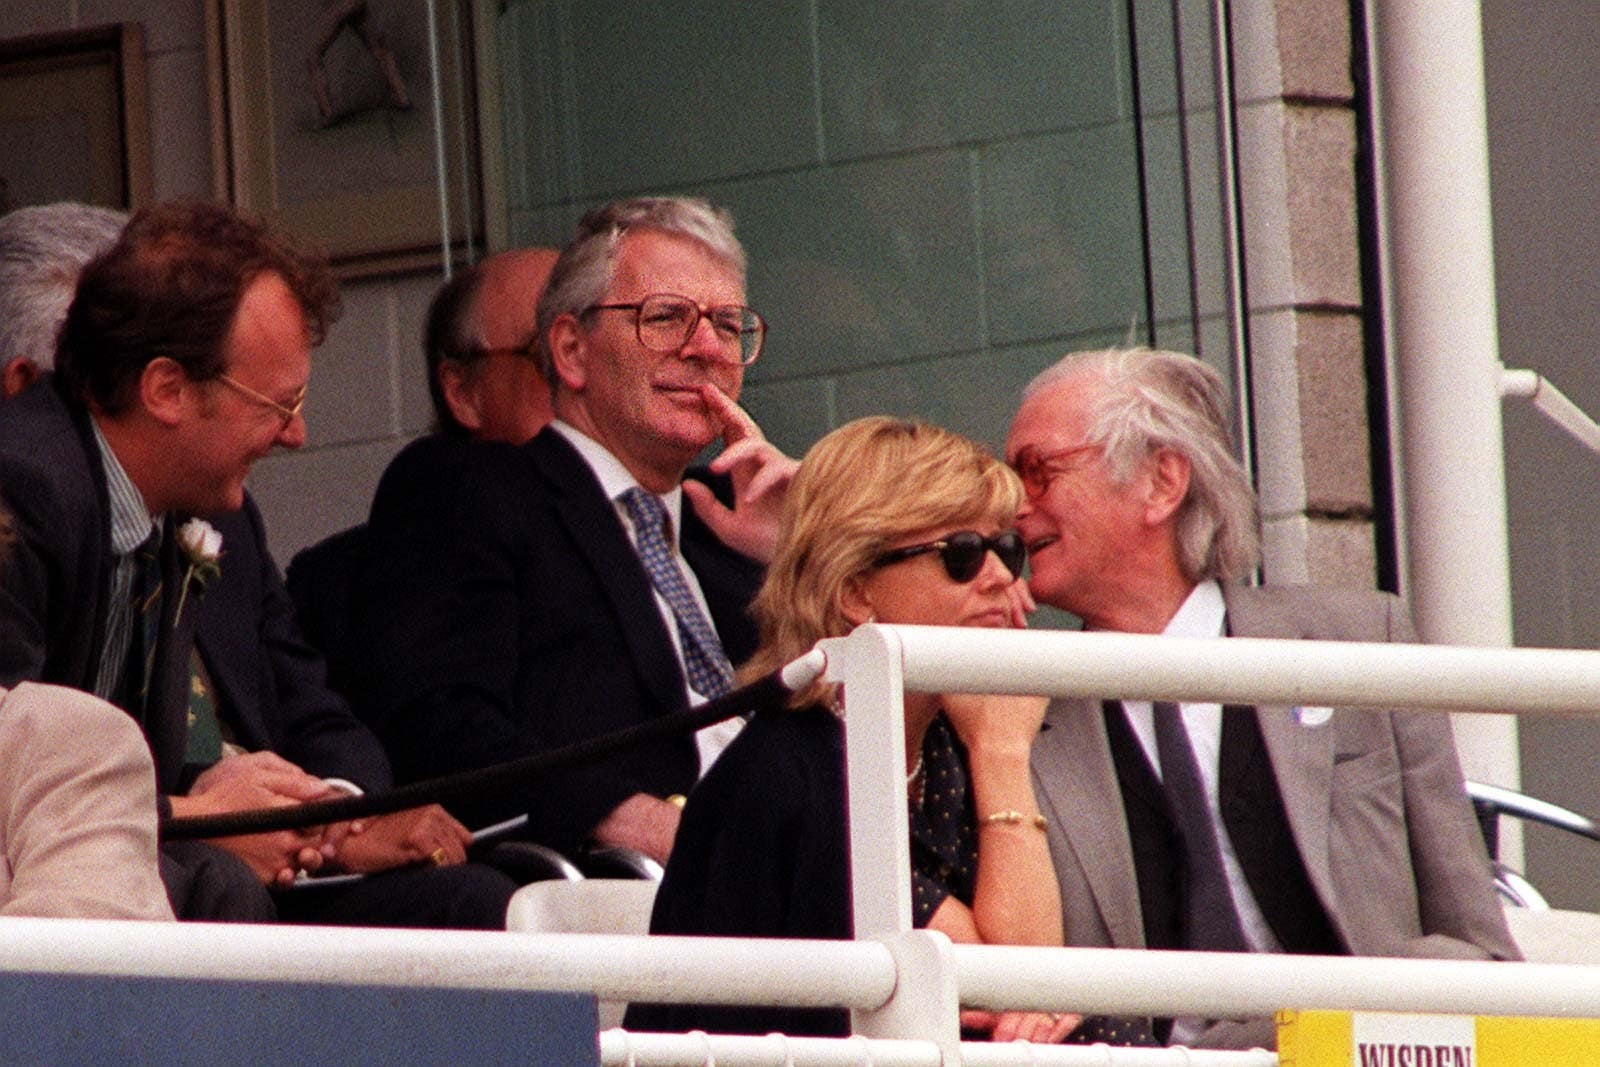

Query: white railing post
left=1372, top=0, right=1518, bottom=811
left=865, top=931, right=962, bottom=1057
left=823, top=625, right=914, bottom=941
left=822, top=626, right=964, bottom=1048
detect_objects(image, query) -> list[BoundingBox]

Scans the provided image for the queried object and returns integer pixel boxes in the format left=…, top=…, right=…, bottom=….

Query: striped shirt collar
left=90, top=416, right=160, bottom=556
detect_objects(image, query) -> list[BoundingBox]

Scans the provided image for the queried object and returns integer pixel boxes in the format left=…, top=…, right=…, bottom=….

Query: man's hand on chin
left=683, top=384, right=796, bottom=563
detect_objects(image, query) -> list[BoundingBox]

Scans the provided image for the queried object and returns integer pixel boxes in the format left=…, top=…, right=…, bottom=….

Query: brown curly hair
left=55, top=200, right=339, bottom=414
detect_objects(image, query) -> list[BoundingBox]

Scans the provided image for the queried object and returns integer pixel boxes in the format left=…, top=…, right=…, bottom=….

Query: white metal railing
left=825, top=623, right=1600, bottom=1053
left=1501, top=367, right=1600, bottom=454
left=600, top=1030, right=1277, bottom=1066
left=11, top=626, right=1600, bottom=1066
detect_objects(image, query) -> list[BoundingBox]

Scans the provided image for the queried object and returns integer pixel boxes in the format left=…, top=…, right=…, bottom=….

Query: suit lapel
left=190, top=513, right=259, bottom=753
left=1034, top=697, right=1146, bottom=947
left=66, top=390, right=117, bottom=682
left=680, top=502, right=761, bottom=665
left=1221, top=585, right=1338, bottom=908
left=527, top=431, right=687, bottom=710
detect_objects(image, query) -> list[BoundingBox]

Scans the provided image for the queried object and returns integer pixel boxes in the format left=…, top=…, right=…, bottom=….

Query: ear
left=1144, top=447, right=1191, bottom=525
left=547, top=314, right=588, bottom=393
left=437, top=362, right=485, bottom=433
left=0, top=357, right=39, bottom=399
left=139, top=357, right=191, bottom=427
left=839, top=574, right=877, bottom=627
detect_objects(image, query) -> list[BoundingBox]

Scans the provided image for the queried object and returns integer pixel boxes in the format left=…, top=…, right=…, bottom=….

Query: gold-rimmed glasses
left=217, top=373, right=307, bottom=427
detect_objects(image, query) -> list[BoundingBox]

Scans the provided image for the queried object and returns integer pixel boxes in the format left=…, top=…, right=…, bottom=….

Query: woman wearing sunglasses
left=626, top=416, right=1076, bottom=1043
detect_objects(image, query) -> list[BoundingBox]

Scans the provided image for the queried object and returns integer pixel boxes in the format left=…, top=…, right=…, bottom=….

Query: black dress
left=624, top=705, right=977, bottom=1036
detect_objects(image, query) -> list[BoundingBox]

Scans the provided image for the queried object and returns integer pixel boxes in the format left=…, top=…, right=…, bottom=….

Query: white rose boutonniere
left=174, top=518, right=224, bottom=625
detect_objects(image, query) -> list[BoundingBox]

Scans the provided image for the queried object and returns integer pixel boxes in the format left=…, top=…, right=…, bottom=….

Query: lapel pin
left=1294, top=705, right=1333, bottom=727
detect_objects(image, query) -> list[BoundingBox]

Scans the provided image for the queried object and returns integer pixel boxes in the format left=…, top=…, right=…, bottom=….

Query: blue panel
left=0, top=973, right=598, bottom=1067
left=832, top=330, right=1129, bottom=456
left=719, top=151, right=984, bottom=376
left=738, top=376, right=837, bottom=461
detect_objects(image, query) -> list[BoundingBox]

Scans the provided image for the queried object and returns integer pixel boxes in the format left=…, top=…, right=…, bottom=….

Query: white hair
left=0, top=202, right=127, bottom=372
left=1024, top=347, right=1261, bottom=581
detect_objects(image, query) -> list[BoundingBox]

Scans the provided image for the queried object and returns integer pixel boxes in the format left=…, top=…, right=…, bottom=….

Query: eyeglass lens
left=1015, top=444, right=1095, bottom=499
left=637, top=295, right=763, bottom=363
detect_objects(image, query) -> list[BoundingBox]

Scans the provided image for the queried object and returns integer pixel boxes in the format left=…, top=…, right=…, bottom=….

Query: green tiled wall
left=494, top=0, right=1223, bottom=461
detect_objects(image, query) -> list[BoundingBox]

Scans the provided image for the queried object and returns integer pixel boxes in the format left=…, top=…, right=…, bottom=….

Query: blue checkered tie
left=620, top=487, right=734, bottom=699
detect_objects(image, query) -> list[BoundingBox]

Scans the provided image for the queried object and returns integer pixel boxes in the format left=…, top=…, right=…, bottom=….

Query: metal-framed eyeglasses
left=217, top=373, right=307, bottom=428
left=468, top=341, right=540, bottom=364
left=582, top=292, right=767, bottom=365
left=871, top=530, right=1028, bottom=584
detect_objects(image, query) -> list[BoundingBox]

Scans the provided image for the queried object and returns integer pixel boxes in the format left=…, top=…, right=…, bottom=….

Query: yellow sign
left=1279, top=1010, right=1600, bottom=1066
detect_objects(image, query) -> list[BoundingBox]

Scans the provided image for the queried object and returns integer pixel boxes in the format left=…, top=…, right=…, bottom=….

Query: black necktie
left=124, top=532, right=164, bottom=715
left=1151, top=701, right=1249, bottom=952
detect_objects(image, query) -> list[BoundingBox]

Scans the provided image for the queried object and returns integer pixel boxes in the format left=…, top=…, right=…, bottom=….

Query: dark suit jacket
left=0, top=379, right=196, bottom=794
left=627, top=704, right=852, bottom=1037
left=352, top=428, right=763, bottom=852
left=194, top=496, right=392, bottom=793
left=1030, top=583, right=1521, bottom=1049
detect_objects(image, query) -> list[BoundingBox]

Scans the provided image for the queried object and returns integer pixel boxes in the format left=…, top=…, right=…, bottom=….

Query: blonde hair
left=741, top=416, right=1023, bottom=707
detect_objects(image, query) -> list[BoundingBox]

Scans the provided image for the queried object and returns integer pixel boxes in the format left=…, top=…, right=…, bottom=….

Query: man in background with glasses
left=1009, top=347, right=1518, bottom=1049
left=422, top=246, right=561, bottom=444
left=354, top=197, right=793, bottom=865
left=284, top=245, right=562, bottom=693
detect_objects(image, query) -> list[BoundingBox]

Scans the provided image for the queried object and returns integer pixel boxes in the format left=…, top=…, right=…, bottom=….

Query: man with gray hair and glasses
left=355, top=196, right=793, bottom=864
left=1010, top=347, right=1519, bottom=1049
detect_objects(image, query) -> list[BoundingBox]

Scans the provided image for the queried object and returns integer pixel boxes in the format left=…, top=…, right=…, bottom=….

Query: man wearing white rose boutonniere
left=0, top=201, right=334, bottom=919
left=0, top=200, right=515, bottom=927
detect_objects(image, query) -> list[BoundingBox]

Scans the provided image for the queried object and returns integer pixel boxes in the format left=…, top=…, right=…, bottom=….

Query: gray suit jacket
left=1030, top=583, right=1519, bottom=1048
left=0, top=683, right=173, bottom=920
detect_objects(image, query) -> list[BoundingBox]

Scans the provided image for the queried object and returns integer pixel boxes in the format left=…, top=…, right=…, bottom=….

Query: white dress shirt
left=551, top=421, right=743, bottom=773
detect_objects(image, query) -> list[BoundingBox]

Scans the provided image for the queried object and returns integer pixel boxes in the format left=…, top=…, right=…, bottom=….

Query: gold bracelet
left=665, top=794, right=687, bottom=810
left=979, top=809, right=1047, bottom=831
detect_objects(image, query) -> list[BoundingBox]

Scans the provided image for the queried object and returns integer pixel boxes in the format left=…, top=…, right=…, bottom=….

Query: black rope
left=160, top=669, right=795, bottom=841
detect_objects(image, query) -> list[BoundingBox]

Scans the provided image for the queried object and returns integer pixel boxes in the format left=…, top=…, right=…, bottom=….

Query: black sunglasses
left=871, top=530, right=1027, bottom=583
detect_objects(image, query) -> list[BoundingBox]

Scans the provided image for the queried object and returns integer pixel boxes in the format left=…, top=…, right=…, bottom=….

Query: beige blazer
left=1030, top=584, right=1519, bottom=1047
left=0, top=683, right=173, bottom=920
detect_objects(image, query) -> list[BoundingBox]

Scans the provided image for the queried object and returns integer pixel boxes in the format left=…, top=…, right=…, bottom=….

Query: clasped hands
left=169, top=751, right=470, bottom=887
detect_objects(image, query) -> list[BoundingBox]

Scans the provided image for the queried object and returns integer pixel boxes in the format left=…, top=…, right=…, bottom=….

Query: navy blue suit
left=352, top=427, right=763, bottom=852
left=0, top=379, right=512, bottom=925
left=193, top=496, right=515, bottom=929
left=0, top=379, right=195, bottom=792
left=196, top=499, right=391, bottom=793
